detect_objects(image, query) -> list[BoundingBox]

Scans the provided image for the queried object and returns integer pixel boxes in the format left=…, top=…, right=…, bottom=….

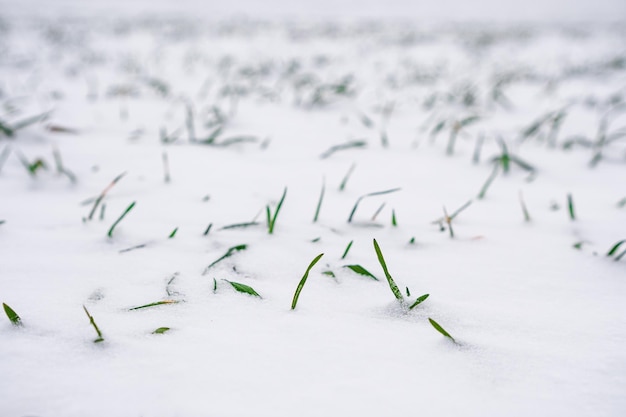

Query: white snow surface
left=0, top=14, right=626, bottom=417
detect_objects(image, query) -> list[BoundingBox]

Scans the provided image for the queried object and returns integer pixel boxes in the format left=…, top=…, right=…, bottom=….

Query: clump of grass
left=3, top=302, right=22, bottom=326
left=266, top=187, right=287, bottom=234
left=339, top=163, right=356, bottom=191
left=202, top=244, right=247, bottom=274
left=129, top=300, right=180, bottom=311
left=428, top=318, right=456, bottom=343
left=313, top=179, right=325, bottom=223
left=343, top=264, right=379, bottom=280
left=348, top=188, right=401, bottom=223
left=83, top=305, right=104, bottom=343
left=291, top=253, right=324, bottom=310
left=87, top=172, right=127, bottom=221
left=224, top=280, right=262, bottom=298
left=341, top=240, right=353, bottom=259
left=372, top=239, right=404, bottom=303
left=107, top=201, right=136, bottom=238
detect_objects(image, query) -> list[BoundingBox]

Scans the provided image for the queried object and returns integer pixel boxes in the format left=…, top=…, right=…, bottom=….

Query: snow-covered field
left=1, top=12, right=625, bottom=417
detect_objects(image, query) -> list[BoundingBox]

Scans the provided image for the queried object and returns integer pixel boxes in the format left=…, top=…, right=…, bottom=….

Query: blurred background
left=4, top=0, right=626, bottom=21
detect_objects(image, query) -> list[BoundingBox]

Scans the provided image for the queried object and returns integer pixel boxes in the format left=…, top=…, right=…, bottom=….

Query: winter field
left=1, top=10, right=626, bottom=417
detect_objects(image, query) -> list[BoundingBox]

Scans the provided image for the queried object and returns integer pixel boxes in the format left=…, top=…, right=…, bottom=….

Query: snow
left=1, top=11, right=626, bottom=417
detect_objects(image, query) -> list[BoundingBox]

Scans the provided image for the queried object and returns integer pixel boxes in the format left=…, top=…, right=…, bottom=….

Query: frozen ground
left=0, top=12, right=625, bottom=417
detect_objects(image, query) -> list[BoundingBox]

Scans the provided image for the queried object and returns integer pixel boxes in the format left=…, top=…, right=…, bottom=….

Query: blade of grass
left=343, top=264, right=379, bottom=281
left=3, top=302, right=22, bottom=326
left=567, top=193, right=576, bottom=220
left=224, top=280, right=262, bottom=298
left=152, top=327, right=170, bottom=334
left=348, top=188, right=401, bottom=223
left=341, top=240, right=353, bottom=259
left=409, top=294, right=429, bottom=310
left=129, top=300, right=179, bottom=310
left=313, top=178, right=325, bottom=223
left=268, top=187, right=287, bottom=234
left=168, top=227, right=178, bottom=238
left=477, top=163, right=499, bottom=199
left=82, top=305, right=104, bottom=343
left=291, top=253, right=324, bottom=310
left=373, top=239, right=404, bottom=302
left=87, top=172, right=127, bottom=221
left=107, top=201, right=136, bottom=238
left=202, top=244, right=247, bottom=274
left=607, top=240, right=626, bottom=256
left=428, top=317, right=456, bottom=343
left=339, top=163, right=356, bottom=191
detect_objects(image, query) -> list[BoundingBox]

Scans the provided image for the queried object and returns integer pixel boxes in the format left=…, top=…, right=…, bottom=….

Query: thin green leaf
left=373, top=239, right=404, bottom=302
left=129, top=300, right=179, bottom=310
left=152, top=327, right=170, bottom=334
left=203, top=244, right=248, bottom=274
left=428, top=317, right=456, bottom=343
left=268, top=187, right=287, bottom=234
left=224, top=280, right=262, bottom=298
left=3, top=303, right=21, bottom=326
left=107, top=201, right=136, bottom=238
left=409, top=294, right=430, bottom=310
left=607, top=240, right=626, bottom=256
left=291, top=253, right=324, bottom=310
left=344, top=264, right=379, bottom=281
left=83, top=305, right=104, bottom=343
left=341, top=240, right=353, bottom=259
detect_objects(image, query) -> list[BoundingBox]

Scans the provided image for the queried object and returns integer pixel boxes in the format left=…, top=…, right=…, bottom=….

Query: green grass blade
left=168, top=227, right=178, bottom=238
left=409, top=294, right=430, bottom=310
left=567, top=193, right=576, bottom=220
left=129, top=300, right=179, bottom=311
left=88, top=172, right=127, bottom=221
left=268, top=187, right=287, bottom=234
left=477, top=163, right=499, bottom=199
left=224, top=280, right=262, bottom=298
left=391, top=209, right=397, bottom=227
left=203, top=244, right=248, bottom=274
left=152, top=327, right=170, bottom=334
left=291, top=253, right=324, bottom=310
left=607, top=240, right=626, bottom=256
left=107, top=201, right=136, bottom=238
left=339, top=163, right=356, bottom=191
left=3, top=303, right=22, bottom=326
left=348, top=188, right=401, bottom=223
left=344, top=264, right=379, bottom=281
left=341, top=240, right=353, bottom=259
left=428, top=317, right=456, bottom=343
left=83, top=305, right=104, bottom=343
left=373, top=239, right=404, bottom=302
left=313, top=179, right=325, bottom=223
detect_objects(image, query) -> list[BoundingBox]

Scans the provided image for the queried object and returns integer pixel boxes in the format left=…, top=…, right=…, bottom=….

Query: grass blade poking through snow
left=3, top=303, right=22, bottom=326
left=107, top=201, right=136, bottom=238
left=428, top=318, right=456, bottom=343
left=341, top=240, right=353, bottom=259
left=203, top=244, right=247, bottom=274
left=224, top=280, right=262, bottom=298
left=339, top=163, right=356, bottom=191
left=373, top=239, right=404, bottom=303
left=343, top=265, right=379, bottom=281
left=267, top=187, right=287, bottom=234
left=152, top=327, right=170, bottom=334
left=129, top=300, right=179, bottom=310
left=291, top=253, right=324, bottom=310
left=313, top=179, right=325, bottom=223
left=87, top=172, right=127, bottom=221
left=83, top=305, right=104, bottom=343
left=607, top=240, right=626, bottom=257
left=409, top=294, right=429, bottom=310
left=567, top=193, right=576, bottom=220
left=348, top=188, right=401, bottom=223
